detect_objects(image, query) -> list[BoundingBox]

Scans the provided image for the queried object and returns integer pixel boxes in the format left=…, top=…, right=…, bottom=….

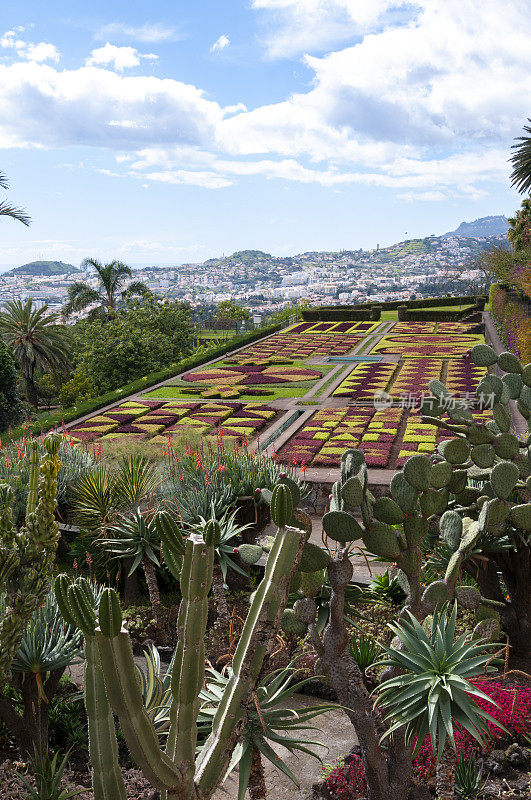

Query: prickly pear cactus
left=419, top=344, right=531, bottom=659
left=0, top=433, right=61, bottom=688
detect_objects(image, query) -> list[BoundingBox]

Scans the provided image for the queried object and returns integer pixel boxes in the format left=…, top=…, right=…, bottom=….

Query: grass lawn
left=142, top=380, right=324, bottom=402
left=379, top=310, right=399, bottom=321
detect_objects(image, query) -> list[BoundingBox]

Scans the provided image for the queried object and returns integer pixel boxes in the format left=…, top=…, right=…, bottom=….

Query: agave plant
left=134, top=644, right=175, bottom=735
left=104, top=507, right=163, bottom=624
left=181, top=505, right=254, bottom=626
left=197, top=660, right=337, bottom=800
left=375, top=603, right=505, bottom=800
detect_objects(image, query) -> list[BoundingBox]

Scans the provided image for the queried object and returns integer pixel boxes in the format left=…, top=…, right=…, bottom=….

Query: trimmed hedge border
left=2, top=324, right=282, bottom=444
left=398, top=305, right=479, bottom=322
left=302, top=296, right=486, bottom=321
left=357, top=295, right=486, bottom=311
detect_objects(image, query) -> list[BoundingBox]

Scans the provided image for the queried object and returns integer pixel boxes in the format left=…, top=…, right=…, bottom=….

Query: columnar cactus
left=0, top=433, right=61, bottom=688
left=54, top=486, right=307, bottom=800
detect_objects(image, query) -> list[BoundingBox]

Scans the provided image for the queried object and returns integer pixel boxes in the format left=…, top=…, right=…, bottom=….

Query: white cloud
left=210, top=34, right=230, bottom=53
left=1, top=29, right=60, bottom=62
left=251, top=0, right=403, bottom=58
left=0, top=2, right=529, bottom=202
left=0, top=61, right=223, bottom=149
left=86, top=43, right=157, bottom=71
left=96, top=23, right=181, bottom=43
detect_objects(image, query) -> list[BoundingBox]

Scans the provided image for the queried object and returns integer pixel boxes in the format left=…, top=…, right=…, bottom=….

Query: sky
left=0, top=0, right=529, bottom=267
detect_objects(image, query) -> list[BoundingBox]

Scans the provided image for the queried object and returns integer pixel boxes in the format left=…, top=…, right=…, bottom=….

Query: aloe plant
left=104, top=507, right=163, bottom=624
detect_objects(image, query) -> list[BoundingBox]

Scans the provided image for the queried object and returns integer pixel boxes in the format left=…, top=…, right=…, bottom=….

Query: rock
left=505, top=742, right=530, bottom=767
left=484, top=748, right=506, bottom=775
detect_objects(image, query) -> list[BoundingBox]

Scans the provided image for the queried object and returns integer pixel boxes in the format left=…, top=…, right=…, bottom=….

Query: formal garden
left=0, top=281, right=530, bottom=800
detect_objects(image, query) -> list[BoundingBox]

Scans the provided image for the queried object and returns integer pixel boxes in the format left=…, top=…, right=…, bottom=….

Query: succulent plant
left=0, top=433, right=62, bottom=689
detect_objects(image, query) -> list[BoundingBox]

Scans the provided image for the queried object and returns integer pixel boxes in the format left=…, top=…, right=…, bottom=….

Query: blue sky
left=0, top=0, right=527, bottom=267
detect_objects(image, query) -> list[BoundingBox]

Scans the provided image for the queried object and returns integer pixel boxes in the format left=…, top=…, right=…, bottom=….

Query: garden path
left=210, top=694, right=356, bottom=800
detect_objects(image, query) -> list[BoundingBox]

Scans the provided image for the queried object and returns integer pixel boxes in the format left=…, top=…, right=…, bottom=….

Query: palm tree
left=0, top=171, right=30, bottom=226
left=510, top=118, right=531, bottom=194
left=63, top=257, right=149, bottom=318
left=0, top=299, right=70, bottom=406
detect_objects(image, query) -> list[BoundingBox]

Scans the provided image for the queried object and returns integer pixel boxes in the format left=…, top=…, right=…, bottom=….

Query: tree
left=508, top=197, right=531, bottom=251
left=0, top=171, right=30, bottom=226
left=0, top=339, right=22, bottom=430
left=510, top=117, right=531, bottom=195
left=72, top=315, right=172, bottom=394
left=215, top=300, right=251, bottom=328
left=62, top=257, right=149, bottom=319
left=0, top=299, right=71, bottom=407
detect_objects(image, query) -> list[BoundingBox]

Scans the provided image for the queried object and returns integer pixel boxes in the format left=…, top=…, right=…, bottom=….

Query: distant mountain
left=8, top=260, right=79, bottom=276
left=443, top=216, right=509, bottom=238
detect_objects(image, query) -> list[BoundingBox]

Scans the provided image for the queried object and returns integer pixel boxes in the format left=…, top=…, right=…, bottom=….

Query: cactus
left=420, top=344, right=531, bottom=663
left=55, top=504, right=307, bottom=800
left=0, top=433, right=61, bottom=689
left=299, top=541, right=331, bottom=572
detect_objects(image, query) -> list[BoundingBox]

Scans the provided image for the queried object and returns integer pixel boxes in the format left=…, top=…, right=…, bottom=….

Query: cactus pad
left=322, top=510, right=363, bottom=543
left=298, top=569, right=326, bottom=598
left=403, top=454, right=432, bottom=491
left=298, top=542, right=331, bottom=573
left=390, top=472, right=419, bottom=512
left=493, top=433, right=519, bottom=460
left=471, top=443, right=496, bottom=469
left=470, top=343, right=498, bottom=367
left=429, top=461, right=453, bottom=489
left=281, top=608, right=307, bottom=636
left=490, top=462, right=519, bottom=500
left=373, top=496, right=405, bottom=525
left=404, top=515, right=429, bottom=547
left=510, top=503, right=531, bottom=531
left=498, top=351, right=522, bottom=374
left=441, top=438, right=470, bottom=464
left=422, top=580, right=449, bottom=607
left=237, top=544, right=263, bottom=565
left=362, top=522, right=402, bottom=559
left=440, top=511, right=463, bottom=550
left=455, top=585, right=482, bottom=610
left=341, top=476, right=364, bottom=508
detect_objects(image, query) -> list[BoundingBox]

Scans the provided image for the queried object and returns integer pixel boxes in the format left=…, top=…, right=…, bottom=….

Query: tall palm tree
left=62, top=257, right=149, bottom=318
left=510, top=118, right=531, bottom=195
left=0, top=171, right=31, bottom=226
left=0, top=299, right=70, bottom=406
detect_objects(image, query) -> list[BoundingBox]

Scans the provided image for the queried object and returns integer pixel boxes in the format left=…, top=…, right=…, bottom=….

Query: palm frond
left=0, top=200, right=31, bottom=226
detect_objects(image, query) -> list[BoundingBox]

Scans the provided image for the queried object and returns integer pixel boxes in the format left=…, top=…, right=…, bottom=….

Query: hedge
left=398, top=305, right=480, bottom=322
left=302, top=307, right=375, bottom=321
left=1, top=323, right=283, bottom=444
left=355, top=295, right=486, bottom=311
left=303, top=296, right=486, bottom=321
